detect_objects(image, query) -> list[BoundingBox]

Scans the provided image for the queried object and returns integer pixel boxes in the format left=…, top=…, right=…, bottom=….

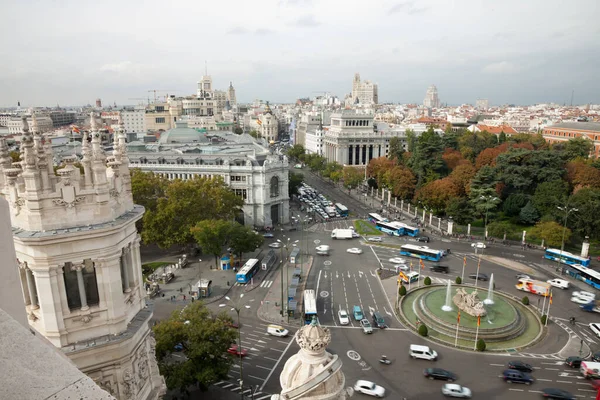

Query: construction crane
left=147, top=90, right=176, bottom=102
left=128, top=97, right=149, bottom=105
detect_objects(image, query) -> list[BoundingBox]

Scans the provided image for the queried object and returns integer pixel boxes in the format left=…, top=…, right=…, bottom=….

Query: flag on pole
left=410, top=262, right=413, bottom=271
left=419, top=259, right=425, bottom=270
left=477, top=315, right=481, bottom=327
left=477, top=259, right=481, bottom=271
left=457, top=311, right=461, bottom=324
left=463, top=256, right=467, bottom=265
left=550, top=292, right=553, bottom=305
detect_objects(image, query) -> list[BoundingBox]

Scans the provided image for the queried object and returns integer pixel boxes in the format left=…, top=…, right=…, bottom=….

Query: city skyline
left=1, top=0, right=599, bottom=108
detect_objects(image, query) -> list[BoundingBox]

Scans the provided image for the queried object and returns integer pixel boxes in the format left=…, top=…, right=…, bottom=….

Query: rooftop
left=547, top=122, right=600, bottom=132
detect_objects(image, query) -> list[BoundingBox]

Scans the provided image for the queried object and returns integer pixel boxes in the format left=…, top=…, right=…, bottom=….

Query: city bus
left=335, top=203, right=349, bottom=217
left=375, top=220, right=405, bottom=236
left=261, top=249, right=277, bottom=270
left=399, top=244, right=442, bottom=262
left=368, top=213, right=387, bottom=224
left=566, top=264, right=600, bottom=290
left=544, top=248, right=591, bottom=267
left=236, top=258, right=260, bottom=284
left=303, top=289, right=318, bottom=325
left=402, top=224, right=420, bottom=237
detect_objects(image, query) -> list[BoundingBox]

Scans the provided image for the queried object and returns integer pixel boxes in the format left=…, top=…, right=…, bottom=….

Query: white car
left=338, top=309, right=350, bottom=325
left=547, top=278, right=570, bottom=289
left=589, top=323, right=600, bottom=338
left=574, top=291, right=596, bottom=301
left=352, top=232, right=360, bottom=238
left=394, top=264, right=409, bottom=271
left=389, top=257, right=406, bottom=264
left=367, top=237, right=383, bottom=242
left=441, top=383, right=472, bottom=398
left=269, top=242, right=282, bottom=248
left=353, top=380, right=386, bottom=398
left=571, top=296, right=592, bottom=305
left=347, top=248, right=363, bottom=254
left=471, top=242, right=486, bottom=249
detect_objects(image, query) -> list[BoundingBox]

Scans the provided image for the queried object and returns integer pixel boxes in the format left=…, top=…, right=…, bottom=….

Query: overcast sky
left=1, top=0, right=599, bottom=108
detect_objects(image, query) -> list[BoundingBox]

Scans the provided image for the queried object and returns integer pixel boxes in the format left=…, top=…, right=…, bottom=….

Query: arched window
left=63, top=259, right=100, bottom=310
left=270, top=176, right=279, bottom=197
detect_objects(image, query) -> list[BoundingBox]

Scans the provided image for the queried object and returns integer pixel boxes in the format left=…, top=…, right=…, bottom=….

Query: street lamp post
left=278, top=237, right=299, bottom=323
left=557, top=204, right=578, bottom=274
left=219, top=294, right=251, bottom=399
left=480, top=196, right=499, bottom=240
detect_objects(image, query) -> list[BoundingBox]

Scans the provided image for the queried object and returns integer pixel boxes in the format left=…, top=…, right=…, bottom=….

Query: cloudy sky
left=1, top=0, right=599, bottom=107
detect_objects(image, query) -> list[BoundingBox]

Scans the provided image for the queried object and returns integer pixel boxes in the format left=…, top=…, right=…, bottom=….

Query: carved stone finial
left=90, top=112, right=98, bottom=132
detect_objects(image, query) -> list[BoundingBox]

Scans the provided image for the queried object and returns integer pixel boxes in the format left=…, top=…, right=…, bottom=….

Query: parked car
left=227, top=344, right=248, bottom=357
left=565, top=356, right=583, bottom=368
left=441, top=383, right=472, bottom=398
left=540, top=388, right=575, bottom=399
left=507, top=360, right=534, bottom=373
left=469, top=273, right=489, bottom=281
left=367, top=237, right=383, bottom=242
left=416, top=236, right=430, bottom=243
left=502, top=369, right=534, bottom=384
left=471, top=242, right=486, bottom=249
left=389, top=257, right=406, bottom=264
left=360, top=319, right=373, bottom=334
left=353, top=305, right=363, bottom=321
left=547, top=278, right=570, bottom=289
left=353, top=380, right=385, bottom=398
left=338, top=309, right=350, bottom=325
left=423, top=368, right=457, bottom=381
left=347, top=248, right=363, bottom=254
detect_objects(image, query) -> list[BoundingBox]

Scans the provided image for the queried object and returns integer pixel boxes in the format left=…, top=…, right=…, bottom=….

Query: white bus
left=303, top=289, right=318, bottom=325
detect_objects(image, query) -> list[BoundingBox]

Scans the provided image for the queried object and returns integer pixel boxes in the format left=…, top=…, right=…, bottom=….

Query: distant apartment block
left=423, top=84, right=440, bottom=108
left=543, top=122, right=600, bottom=157
left=351, top=73, right=378, bottom=105
left=476, top=99, right=489, bottom=110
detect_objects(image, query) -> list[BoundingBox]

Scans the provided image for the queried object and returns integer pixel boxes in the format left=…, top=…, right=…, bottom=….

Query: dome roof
left=158, top=121, right=209, bottom=144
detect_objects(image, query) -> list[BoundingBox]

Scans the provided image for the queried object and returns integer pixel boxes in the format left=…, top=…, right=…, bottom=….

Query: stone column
left=448, top=217, right=454, bottom=235
left=34, top=267, right=67, bottom=346
left=72, top=263, right=89, bottom=311
left=522, top=230, right=527, bottom=244
left=25, top=268, right=39, bottom=309
left=422, top=209, right=426, bottom=222
left=56, top=267, right=71, bottom=316
left=387, top=190, right=391, bottom=207
left=467, top=224, right=471, bottom=235
left=407, top=204, right=410, bottom=213
left=438, top=217, right=441, bottom=229
left=121, top=248, right=131, bottom=293
left=394, top=198, right=397, bottom=208
left=401, top=199, right=404, bottom=211
left=582, top=236, right=590, bottom=258
left=429, top=212, right=433, bottom=225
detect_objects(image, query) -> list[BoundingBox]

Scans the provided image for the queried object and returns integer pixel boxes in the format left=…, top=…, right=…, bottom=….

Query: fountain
left=442, top=280, right=453, bottom=311
left=484, top=273, right=495, bottom=305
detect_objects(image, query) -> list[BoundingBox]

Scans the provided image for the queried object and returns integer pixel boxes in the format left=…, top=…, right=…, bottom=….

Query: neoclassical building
left=1, top=114, right=165, bottom=399
left=128, top=121, right=290, bottom=228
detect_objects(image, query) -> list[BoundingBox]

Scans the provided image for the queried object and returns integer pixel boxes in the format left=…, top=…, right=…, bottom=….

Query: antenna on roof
left=570, top=89, right=574, bottom=107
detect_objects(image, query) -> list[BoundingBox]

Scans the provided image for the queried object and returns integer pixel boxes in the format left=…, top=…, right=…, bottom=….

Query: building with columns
left=1, top=114, right=165, bottom=399
left=128, top=122, right=290, bottom=228
left=323, top=111, right=391, bottom=166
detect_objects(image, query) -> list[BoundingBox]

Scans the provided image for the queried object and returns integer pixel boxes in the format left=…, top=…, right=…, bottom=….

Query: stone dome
left=158, top=121, right=209, bottom=144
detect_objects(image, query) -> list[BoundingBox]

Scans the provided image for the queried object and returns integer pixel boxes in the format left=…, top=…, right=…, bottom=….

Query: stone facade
left=1, top=113, right=165, bottom=400
left=351, top=73, right=378, bottom=105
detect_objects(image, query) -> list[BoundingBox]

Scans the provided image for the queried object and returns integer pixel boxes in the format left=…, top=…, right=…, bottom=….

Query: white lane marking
left=255, top=365, right=271, bottom=371
left=537, top=378, right=553, bottom=382
left=256, top=395, right=272, bottom=400
left=260, top=337, right=296, bottom=391
left=222, top=383, right=234, bottom=388
left=489, top=363, right=504, bottom=367
left=556, top=380, right=572, bottom=384
left=264, top=356, right=279, bottom=362
left=508, top=389, right=524, bottom=392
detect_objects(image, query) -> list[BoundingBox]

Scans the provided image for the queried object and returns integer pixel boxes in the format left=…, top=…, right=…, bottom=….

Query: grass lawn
left=142, top=262, right=171, bottom=279
left=354, top=220, right=380, bottom=236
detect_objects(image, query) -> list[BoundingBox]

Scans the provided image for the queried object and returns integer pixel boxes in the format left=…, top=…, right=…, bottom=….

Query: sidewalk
left=257, top=256, right=314, bottom=327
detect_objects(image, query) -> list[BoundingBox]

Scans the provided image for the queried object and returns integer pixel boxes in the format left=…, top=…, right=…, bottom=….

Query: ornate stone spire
left=0, top=138, right=12, bottom=170
left=274, top=319, right=348, bottom=400
left=89, top=112, right=105, bottom=162
left=21, top=116, right=37, bottom=172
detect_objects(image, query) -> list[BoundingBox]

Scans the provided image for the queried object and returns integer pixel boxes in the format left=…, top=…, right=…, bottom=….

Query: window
left=156, top=106, right=165, bottom=112
left=63, top=260, right=100, bottom=310
left=270, top=176, right=279, bottom=197
left=155, top=117, right=165, bottom=124
left=234, top=189, right=248, bottom=200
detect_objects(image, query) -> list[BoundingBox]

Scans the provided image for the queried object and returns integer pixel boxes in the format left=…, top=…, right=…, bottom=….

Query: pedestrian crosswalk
left=260, top=280, right=274, bottom=288
left=213, top=380, right=272, bottom=398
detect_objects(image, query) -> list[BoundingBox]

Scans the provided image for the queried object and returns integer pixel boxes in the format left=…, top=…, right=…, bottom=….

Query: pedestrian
left=183, top=295, right=186, bottom=301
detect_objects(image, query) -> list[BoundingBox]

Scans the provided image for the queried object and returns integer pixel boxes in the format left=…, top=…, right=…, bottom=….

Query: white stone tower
left=1, top=113, right=165, bottom=399
left=227, top=81, right=237, bottom=106
left=273, top=319, right=349, bottom=400
left=260, top=102, right=279, bottom=143
left=423, top=84, right=440, bottom=108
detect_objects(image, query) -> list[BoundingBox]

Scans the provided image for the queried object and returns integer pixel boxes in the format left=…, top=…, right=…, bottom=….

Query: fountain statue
left=442, top=281, right=453, bottom=311
left=453, top=288, right=487, bottom=317
left=484, top=273, right=495, bottom=305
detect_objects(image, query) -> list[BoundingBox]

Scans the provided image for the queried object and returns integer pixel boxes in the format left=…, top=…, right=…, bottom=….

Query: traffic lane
left=300, top=172, right=370, bottom=215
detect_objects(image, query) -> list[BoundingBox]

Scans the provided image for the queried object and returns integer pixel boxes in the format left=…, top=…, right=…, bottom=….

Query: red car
left=591, top=379, right=600, bottom=390
left=227, top=344, right=248, bottom=357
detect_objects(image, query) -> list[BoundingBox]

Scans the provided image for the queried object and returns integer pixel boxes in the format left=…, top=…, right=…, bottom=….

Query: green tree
left=457, top=130, right=497, bottom=160
left=131, top=169, right=168, bottom=214
left=522, top=296, right=529, bottom=305
left=288, top=172, right=304, bottom=196
left=399, top=285, right=407, bottom=296
left=488, top=220, right=518, bottom=240
left=234, top=127, right=243, bottom=135
left=476, top=338, right=486, bottom=352
left=406, top=129, right=417, bottom=153
left=455, top=276, right=462, bottom=284
left=287, top=144, right=306, bottom=160
left=407, top=127, right=446, bottom=186
left=519, top=201, right=540, bottom=225
left=529, top=220, right=570, bottom=247
left=503, top=193, right=529, bottom=217
left=342, top=167, right=364, bottom=193
left=388, top=137, right=405, bottom=161
left=498, top=131, right=507, bottom=144
left=153, top=301, right=236, bottom=393
left=469, top=166, right=500, bottom=216
left=563, top=137, right=593, bottom=161
left=570, top=188, right=600, bottom=239
left=330, top=170, right=343, bottom=184
left=418, top=324, right=428, bottom=337
left=229, top=223, right=264, bottom=261
left=142, top=177, right=243, bottom=248
left=191, top=219, right=234, bottom=269
left=442, top=130, right=460, bottom=150
left=532, top=180, right=569, bottom=219
left=495, top=149, right=566, bottom=194
left=424, top=276, right=432, bottom=285
left=249, top=129, right=261, bottom=139
left=323, top=161, right=343, bottom=181
left=445, top=197, right=474, bottom=225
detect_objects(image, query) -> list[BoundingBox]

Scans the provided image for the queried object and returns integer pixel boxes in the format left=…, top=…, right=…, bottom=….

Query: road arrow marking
left=324, top=272, right=328, bottom=279
left=336, top=271, right=339, bottom=279
left=369, top=306, right=375, bottom=314
left=384, top=307, right=392, bottom=316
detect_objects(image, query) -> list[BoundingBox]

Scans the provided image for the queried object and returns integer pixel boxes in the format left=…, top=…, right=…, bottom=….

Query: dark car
left=372, top=311, right=386, bottom=329
left=263, top=233, right=274, bottom=238
left=508, top=360, right=534, bottom=373
left=416, top=236, right=430, bottom=243
left=565, top=356, right=583, bottom=368
left=541, top=388, right=575, bottom=399
left=288, top=227, right=298, bottom=231
left=430, top=265, right=450, bottom=273
left=423, top=368, right=457, bottom=382
left=592, top=351, right=600, bottom=362
left=502, top=369, right=534, bottom=385
left=469, top=273, right=489, bottom=281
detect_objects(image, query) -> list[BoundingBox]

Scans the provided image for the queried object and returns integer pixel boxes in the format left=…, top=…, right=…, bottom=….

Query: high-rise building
left=351, top=73, right=379, bottom=105
left=2, top=114, right=165, bottom=399
left=227, top=81, right=237, bottom=106
left=423, top=85, right=440, bottom=108
left=476, top=99, right=489, bottom=110
left=96, top=98, right=102, bottom=108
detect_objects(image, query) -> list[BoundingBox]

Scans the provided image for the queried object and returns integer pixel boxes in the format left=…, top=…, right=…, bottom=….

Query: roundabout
left=399, top=282, right=544, bottom=351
